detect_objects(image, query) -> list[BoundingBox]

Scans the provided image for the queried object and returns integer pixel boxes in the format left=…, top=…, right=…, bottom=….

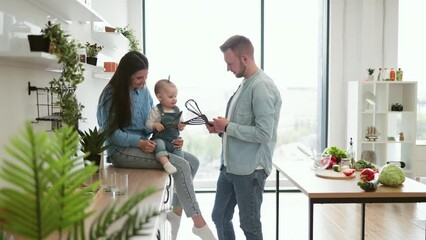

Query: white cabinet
left=347, top=81, right=417, bottom=178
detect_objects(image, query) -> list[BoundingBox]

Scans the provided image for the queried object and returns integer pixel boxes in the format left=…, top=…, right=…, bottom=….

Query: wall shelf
left=0, top=51, right=59, bottom=71
left=25, top=0, right=106, bottom=23
left=92, top=32, right=129, bottom=50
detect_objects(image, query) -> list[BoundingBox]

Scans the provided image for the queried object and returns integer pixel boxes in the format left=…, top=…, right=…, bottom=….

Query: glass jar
left=340, top=157, right=351, bottom=170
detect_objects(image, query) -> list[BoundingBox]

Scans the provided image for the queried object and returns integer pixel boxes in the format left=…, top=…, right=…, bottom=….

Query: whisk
left=182, top=99, right=213, bottom=126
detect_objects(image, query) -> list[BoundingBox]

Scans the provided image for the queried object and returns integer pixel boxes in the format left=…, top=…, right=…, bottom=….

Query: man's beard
left=235, top=61, right=247, bottom=78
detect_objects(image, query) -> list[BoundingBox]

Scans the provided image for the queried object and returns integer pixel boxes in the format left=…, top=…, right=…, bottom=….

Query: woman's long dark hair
left=107, top=51, right=148, bottom=135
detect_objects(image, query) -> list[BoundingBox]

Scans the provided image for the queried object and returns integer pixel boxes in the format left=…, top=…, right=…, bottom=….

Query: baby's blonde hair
left=154, top=79, right=176, bottom=94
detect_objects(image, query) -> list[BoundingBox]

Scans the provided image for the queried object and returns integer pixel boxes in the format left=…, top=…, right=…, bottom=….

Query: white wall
left=328, top=0, right=398, bottom=147
left=0, top=0, right=131, bottom=168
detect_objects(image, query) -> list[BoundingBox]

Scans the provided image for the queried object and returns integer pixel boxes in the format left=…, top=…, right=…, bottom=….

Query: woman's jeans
left=212, top=166, right=267, bottom=240
left=109, top=147, right=200, bottom=217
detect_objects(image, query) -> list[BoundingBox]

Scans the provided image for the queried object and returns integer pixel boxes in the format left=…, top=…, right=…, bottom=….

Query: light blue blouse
left=97, top=85, right=154, bottom=156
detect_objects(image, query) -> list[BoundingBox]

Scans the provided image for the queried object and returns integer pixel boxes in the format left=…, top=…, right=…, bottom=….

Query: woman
left=97, top=51, right=216, bottom=240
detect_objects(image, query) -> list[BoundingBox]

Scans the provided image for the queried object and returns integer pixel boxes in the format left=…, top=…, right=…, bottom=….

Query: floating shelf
left=25, top=0, right=105, bottom=23
left=0, top=51, right=60, bottom=71
left=92, top=32, right=129, bottom=50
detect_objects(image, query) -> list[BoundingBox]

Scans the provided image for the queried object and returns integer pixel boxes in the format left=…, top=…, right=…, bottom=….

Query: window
left=145, top=0, right=327, bottom=183
left=398, top=0, right=426, bottom=141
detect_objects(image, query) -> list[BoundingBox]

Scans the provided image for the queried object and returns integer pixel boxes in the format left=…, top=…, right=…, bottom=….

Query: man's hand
left=213, top=117, right=229, bottom=132
left=206, top=121, right=218, bottom=133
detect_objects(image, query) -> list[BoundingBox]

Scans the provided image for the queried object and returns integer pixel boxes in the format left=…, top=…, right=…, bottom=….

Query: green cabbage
left=378, top=164, right=405, bottom=187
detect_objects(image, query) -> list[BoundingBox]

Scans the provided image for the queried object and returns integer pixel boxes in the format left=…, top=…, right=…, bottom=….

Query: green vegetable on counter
left=378, top=164, right=406, bottom=187
left=354, top=159, right=376, bottom=170
left=358, top=179, right=379, bottom=191
left=327, top=146, right=347, bottom=159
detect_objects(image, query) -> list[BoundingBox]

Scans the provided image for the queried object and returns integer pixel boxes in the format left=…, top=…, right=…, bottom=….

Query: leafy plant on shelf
left=116, top=25, right=141, bottom=51
left=0, top=122, right=159, bottom=240
left=367, top=68, right=375, bottom=75
left=41, top=20, right=85, bottom=129
left=85, top=42, right=104, bottom=58
left=325, top=146, right=347, bottom=169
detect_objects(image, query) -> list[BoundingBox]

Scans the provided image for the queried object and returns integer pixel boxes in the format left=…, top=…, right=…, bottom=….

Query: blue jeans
left=109, top=147, right=200, bottom=217
left=212, top=166, right=267, bottom=240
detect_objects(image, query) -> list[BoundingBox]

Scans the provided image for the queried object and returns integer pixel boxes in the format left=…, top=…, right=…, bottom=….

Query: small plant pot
left=27, top=35, right=51, bottom=53
left=86, top=57, right=98, bottom=66
left=105, top=26, right=116, bottom=32
left=84, top=154, right=101, bottom=170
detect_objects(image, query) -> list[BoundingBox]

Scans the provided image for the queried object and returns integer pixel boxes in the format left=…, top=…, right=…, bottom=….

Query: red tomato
left=343, top=169, right=355, bottom=176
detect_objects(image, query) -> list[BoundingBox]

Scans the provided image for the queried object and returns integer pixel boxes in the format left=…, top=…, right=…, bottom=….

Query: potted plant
left=116, top=25, right=141, bottom=51
left=78, top=126, right=109, bottom=167
left=27, top=34, right=51, bottom=53
left=41, top=20, right=85, bottom=129
left=85, top=42, right=104, bottom=66
left=0, top=122, right=158, bottom=240
left=367, top=68, right=375, bottom=81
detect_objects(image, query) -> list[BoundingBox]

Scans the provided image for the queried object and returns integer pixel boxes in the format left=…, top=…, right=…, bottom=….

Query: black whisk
left=182, top=99, right=213, bottom=126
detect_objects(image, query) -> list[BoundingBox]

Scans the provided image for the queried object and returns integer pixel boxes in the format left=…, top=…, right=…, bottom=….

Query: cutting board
left=315, top=170, right=356, bottom=180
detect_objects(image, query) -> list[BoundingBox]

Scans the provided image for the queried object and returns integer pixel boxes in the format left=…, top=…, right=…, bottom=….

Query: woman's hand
left=172, top=137, right=184, bottom=151
left=139, top=139, right=156, bottom=153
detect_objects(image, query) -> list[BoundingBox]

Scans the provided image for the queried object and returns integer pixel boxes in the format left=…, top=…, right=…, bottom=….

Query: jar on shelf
left=396, top=68, right=403, bottom=81
left=390, top=68, right=396, bottom=81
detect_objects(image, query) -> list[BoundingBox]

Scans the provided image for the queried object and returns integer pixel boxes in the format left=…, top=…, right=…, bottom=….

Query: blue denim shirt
left=222, top=70, right=282, bottom=176
left=97, top=85, right=153, bottom=157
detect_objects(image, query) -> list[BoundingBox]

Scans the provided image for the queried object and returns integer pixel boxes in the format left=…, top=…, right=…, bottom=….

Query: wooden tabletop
left=84, top=166, right=171, bottom=238
left=273, top=159, right=426, bottom=200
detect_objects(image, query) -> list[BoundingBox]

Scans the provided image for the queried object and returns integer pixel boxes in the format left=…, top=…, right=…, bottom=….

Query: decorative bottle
left=346, top=138, right=355, bottom=168
left=396, top=68, right=403, bottom=81
left=390, top=68, right=396, bottom=81
left=377, top=68, right=382, bottom=81
left=383, top=68, right=389, bottom=81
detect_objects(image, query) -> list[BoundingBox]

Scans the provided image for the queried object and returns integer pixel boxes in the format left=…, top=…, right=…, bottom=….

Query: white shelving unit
left=348, top=80, right=418, bottom=178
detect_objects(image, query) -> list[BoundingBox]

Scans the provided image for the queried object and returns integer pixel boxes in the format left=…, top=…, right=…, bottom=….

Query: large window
left=399, top=0, right=426, bottom=141
left=145, top=0, right=327, bottom=182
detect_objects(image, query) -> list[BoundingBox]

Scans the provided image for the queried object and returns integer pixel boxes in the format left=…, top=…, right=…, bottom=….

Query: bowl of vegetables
left=312, top=153, right=332, bottom=170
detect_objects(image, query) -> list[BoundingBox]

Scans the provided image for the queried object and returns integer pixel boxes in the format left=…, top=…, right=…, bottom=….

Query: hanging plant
left=116, top=25, right=141, bottom=51
left=41, top=20, right=85, bottom=129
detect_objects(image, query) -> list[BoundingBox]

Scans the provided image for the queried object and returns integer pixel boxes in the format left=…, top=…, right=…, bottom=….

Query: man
left=206, top=35, right=282, bottom=240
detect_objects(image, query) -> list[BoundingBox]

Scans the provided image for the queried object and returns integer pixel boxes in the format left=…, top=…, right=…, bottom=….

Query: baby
left=146, top=79, right=185, bottom=174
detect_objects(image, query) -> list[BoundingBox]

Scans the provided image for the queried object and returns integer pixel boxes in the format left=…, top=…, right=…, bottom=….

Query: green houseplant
left=0, top=122, right=158, bottom=240
left=41, top=20, right=85, bottom=129
left=85, top=42, right=103, bottom=66
left=116, top=25, right=141, bottom=51
left=367, top=68, right=375, bottom=81
left=78, top=127, right=109, bottom=167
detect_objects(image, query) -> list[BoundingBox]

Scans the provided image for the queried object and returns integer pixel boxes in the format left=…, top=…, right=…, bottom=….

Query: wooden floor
left=177, top=191, right=426, bottom=240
